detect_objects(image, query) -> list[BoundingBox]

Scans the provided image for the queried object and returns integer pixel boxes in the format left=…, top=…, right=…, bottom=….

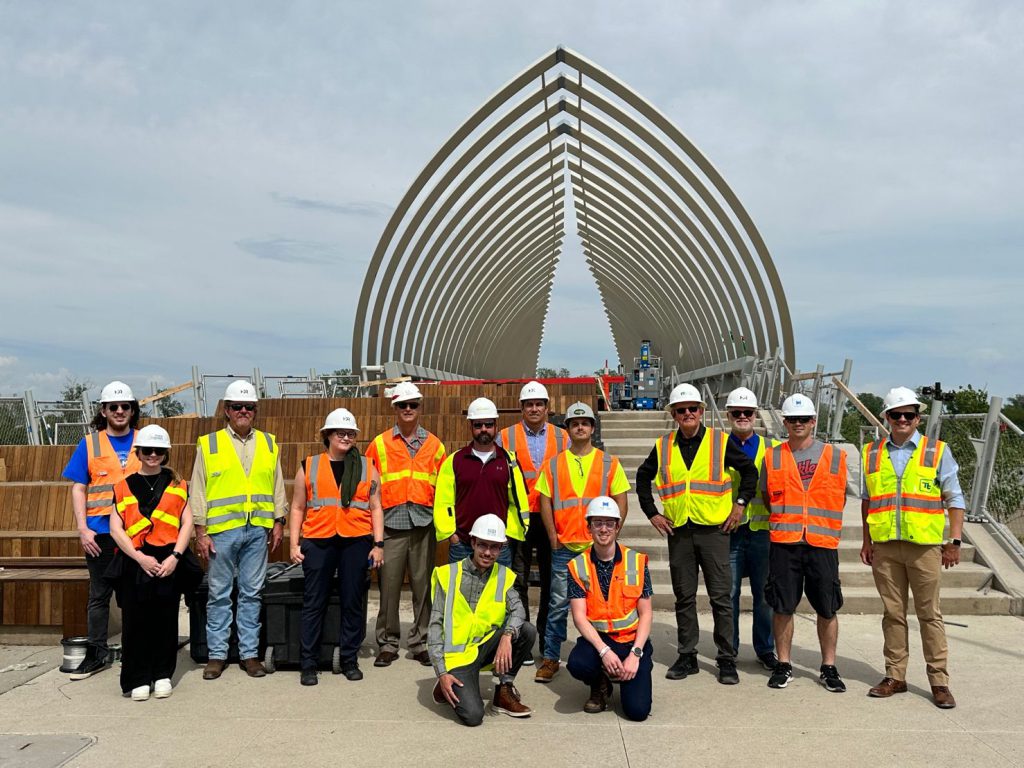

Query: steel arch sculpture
left=352, top=47, right=794, bottom=379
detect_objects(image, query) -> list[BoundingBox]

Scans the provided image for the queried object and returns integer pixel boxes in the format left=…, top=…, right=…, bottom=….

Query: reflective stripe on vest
left=729, top=435, right=775, bottom=531
left=434, top=561, right=512, bottom=671
left=504, top=423, right=567, bottom=513
left=567, top=546, right=645, bottom=642
left=115, top=479, right=187, bottom=548
left=302, top=453, right=373, bottom=538
left=548, top=450, right=615, bottom=546
left=200, top=429, right=278, bottom=534
left=654, top=429, right=732, bottom=526
left=765, top=443, right=846, bottom=549
left=86, top=430, right=141, bottom=516
left=862, top=436, right=946, bottom=545
left=372, top=431, right=443, bottom=509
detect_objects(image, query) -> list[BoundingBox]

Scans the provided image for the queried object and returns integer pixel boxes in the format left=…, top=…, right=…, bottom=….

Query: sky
left=0, top=1, right=1021, bottom=403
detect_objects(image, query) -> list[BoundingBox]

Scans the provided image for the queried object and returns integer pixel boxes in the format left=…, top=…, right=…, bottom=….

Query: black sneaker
left=69, top=655, right=109, bottom=681
left=819, top=664, right=846, bottom=693
left=767, top=662, right=793, bottom=689
left=717, top=659, right=739, bottom=685
left=757, top=652, right=779, bottom=671
left=300, top=668, right=318, bottom=686
left=339, top=661, right=363, bottom=681
left=665, top=653, right=699, bottom=680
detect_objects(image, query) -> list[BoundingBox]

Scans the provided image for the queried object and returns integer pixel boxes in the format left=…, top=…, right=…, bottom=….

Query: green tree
left=60, top=376, right=92, bottom=403
left=1004, top=394, right=1024, bottom=429
left=327, top=368, right=357, bottom=397
left=536, top=367, right=557, bottom=378
left=156, top=397, right=186, bottom=417
left=557, top=367, right=571, bottom=378
left=839, top=391, right=884, bottom=444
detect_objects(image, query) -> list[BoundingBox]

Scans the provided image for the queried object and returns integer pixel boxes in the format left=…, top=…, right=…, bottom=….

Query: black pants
left=567, top=635, right=653, bottom=721
left=511, top=513, right=551, bottom=654
left=85, top=533, right=117, bottom=662
left=117, top=558, right=181, bottom=693
left=448, top=622, right=537, bottom=727
left=667, top=523, right=735, bottom=661
left=300, top=535, right=372, bottom=670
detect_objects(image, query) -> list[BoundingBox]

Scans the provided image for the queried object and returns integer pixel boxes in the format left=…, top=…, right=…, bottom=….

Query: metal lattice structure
left=353, top=47, right=794, bottom=379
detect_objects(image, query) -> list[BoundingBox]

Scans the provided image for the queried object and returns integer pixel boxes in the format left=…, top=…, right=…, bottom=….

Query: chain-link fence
left=36, top=401, right=89, bottom=445
left=0, top=396, right=33, bottom=445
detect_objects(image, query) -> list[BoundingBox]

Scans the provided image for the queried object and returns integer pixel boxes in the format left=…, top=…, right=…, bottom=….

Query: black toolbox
left=262, top=561, right=345, bottom=673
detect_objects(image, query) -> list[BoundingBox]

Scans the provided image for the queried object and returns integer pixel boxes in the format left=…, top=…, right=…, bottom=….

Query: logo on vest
left=919, top=478, right=934, bottom=492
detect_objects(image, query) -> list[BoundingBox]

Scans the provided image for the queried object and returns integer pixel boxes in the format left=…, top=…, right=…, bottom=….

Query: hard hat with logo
left=565, top=401, right=596, bottom=424
left=320, top=408, right=359, bottom=433
left=466, top=397, right=499, bottom=420
left=519, top=380, right=550, bottom=402
left=780, top=394, right=817, bottom=417
left=880, top=387, right=926, bottom=416
left=390, top=382, right=423, bottom=405
left=135, top=424, right=171, bottom=449
left=725, top=387, right=758, bottom=410
left=100, top=381, right=135, bottom=403
left=469, top=513, right=507, bottom=543
left=585, top=496, right=622, bottom=520
left=668, top=383, right=705, bottom=407
left=223, top=380, right=258, bottom=403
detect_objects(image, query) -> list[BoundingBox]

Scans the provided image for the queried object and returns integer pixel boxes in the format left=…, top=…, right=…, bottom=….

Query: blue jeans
left=207, top=524, right=268, bottom=660
left=567, top=635, right=653, bottom=721
left=729, top=525, right=774, bottom=657
left=543, top=545, right=578, bottom=661
left=448, top=539, right=512, bottom=567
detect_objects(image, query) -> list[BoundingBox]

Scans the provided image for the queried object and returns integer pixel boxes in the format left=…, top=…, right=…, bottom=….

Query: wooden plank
left=138, top=381, right=194, bottom=406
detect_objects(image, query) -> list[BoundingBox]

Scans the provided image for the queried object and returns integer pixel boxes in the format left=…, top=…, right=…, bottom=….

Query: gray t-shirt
left=760, top=439, right=829, bottom=493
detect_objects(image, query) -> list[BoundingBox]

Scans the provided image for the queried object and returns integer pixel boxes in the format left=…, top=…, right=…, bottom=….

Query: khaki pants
left=871, top=540, right=948, bottom=686
left=375, top=526, right=435, bottom=654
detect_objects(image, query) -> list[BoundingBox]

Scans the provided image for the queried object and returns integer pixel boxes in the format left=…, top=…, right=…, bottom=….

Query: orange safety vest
left=547, top=450, right=620, bottom=546
left=367, top=430, right=445, bottom=510
left=500, top=422, right=567, bottom=512
left=567, top=545, right=647, bottom=644
left=86, top=430, right=141, bottom=518
left=764, top=443, right=847, bottom=549
left=302, top=453, right=372, bottom=538
left=114, top=477, right=187, bottom=549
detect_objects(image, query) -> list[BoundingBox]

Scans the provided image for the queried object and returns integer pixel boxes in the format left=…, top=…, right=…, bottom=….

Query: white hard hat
left=585, top=496, right=621, bottom=520
left=725, top=387, right=758, bottom=410
left=135, top=424, right=171, bottom=449
left=780, top=394, right=817, bottom=417
left=389, top=381, right=423, bottom=404
left=100, top=381, right=135, bottom=403
left=223, top=380, right=258, bottom=403
left=321, top=408, right=359, bottom=433
left=565, top=401, right=596, bottom=424
left=466, top=397, right=499, bottom=420
left=469, top=514, right=507, bottom=543
left=520, top=380, right=549, bottom=402
left=668, top=383, right=705, bottom=407
left=880, top=387, right=925, bottom=416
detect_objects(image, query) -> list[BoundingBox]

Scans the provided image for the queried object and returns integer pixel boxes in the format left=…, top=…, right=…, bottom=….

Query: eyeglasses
left=887, top=410, right=919, bottom=422
left=228, top=404, right=256, bottom=412
left=330, top=430, right=358, bottom=440
left=471, top=421, right=496, bottom=429
left=784, top=416, right=814, bottom=424
left=729, top=409, right=755, bottom=418
left=589, top=519, right=618, bottom=530
left=396, top=401, right=420, bottom=410
left=474, top=541, right=504, bottom=554
left=106, top=403, right=133, bottom=413
left=673, top=406, right=701, bottom=415
left=139, top=447, right=167, bottom=456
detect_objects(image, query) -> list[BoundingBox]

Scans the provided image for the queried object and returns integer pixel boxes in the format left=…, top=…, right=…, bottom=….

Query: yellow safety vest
left=197, top=428, right=279, bottom=535
left=654, top=428, right=733, bottom=526
left=862, top=436, right=947, bottom=545
left=431, top=560, right=513, bottom=671
left=728, top=435, right=777, bottom=531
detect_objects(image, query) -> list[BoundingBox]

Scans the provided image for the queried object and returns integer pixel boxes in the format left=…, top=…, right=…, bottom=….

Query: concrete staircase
left=599, top=410, right=1013, bottom=615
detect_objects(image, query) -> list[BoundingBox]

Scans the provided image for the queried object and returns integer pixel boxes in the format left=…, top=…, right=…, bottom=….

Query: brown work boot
left=492, top=683, right=532, bottom=718
left=240, top=658, right=267, bottom=678
left=202, top=659, right=226, bottom=680
left=931, top=685, right=957, bottom=709
left=584, top=673, right=613, bottom=713
left=868, top=677, right=908, bottom=698
left=412, top=650, right=432, bottom=666
left=534, top=658, right=559, bottom=683
left=374, top=650, right=399, bottom=667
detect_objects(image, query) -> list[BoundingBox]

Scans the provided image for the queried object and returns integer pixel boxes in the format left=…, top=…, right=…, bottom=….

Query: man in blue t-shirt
left=61, top=380, right=141, bottom=680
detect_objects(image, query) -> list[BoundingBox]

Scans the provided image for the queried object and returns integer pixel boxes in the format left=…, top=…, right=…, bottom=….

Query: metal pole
left=925, top=395, right=943, bottom=441
left=830, top=358, right=853, bottom=442
left=969, top=396, right=1002, bottom=521
left=191, top=365, right=203, bottom=417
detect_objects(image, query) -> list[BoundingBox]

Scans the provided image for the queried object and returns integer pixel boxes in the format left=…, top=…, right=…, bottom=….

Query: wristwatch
left=736, top=498, right=747, bottom=507
left=274, top=518, right=286, bottom=526
left=373, top=540, right=385, bottom=549
left=631, top=646, right=643, bottom=658
left=950, top=538, right=962, bottom=547
left=171, top=551, right=183, bottom=560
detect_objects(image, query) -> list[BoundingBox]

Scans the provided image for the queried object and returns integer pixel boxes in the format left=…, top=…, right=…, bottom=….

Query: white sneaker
left=153, top=679, right=173, bottom=698
left=131, top=685, right=151, bottom=701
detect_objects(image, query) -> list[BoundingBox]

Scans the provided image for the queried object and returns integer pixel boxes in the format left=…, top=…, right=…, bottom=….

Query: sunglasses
left=228, top=403, right=256, bottom=412
left=589, top=519, right=618, bottom=530
left=471, top=421, right=496, bottom=430
left=887, top=410, right=919, bottom=422
left=729, top=409, right=755, bottom=418
left=784, top=416, right=814, bottom=424
left=139, top=447, right=167, bottom=456
left=106, top=403, right=133, bottom=413
left=396, top=401, right=420, bottom=410
left=329, top=430, right=358, bottom=439
left=673, top=406, right=701, bottom=415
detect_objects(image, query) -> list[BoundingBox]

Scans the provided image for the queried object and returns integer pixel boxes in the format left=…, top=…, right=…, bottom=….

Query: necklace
left=137, top=472, right=162, bottom=495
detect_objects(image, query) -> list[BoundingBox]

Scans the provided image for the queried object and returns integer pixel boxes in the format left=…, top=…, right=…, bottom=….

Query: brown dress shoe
left=374, top=650, right=399, bottom=667
left=584, top=673, right=613, bottom=713
left=240, top=658, right=267, bottom=678
left=868, top=677, right=908, bottom=698
left=202, top=659, right=226, bottom=680
left=931, top=685, right=956, bottom=709
left=412, top=650, right=432, bottom=667
left=493, top=683, right=532, bottom=717
left=534, top=658, right=559, bottom=683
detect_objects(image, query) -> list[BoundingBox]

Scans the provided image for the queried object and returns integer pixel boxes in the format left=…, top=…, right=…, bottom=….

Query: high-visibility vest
left=302, top=453, right=372, bottom=538
left=567, top=546, right=647, bottom=644
left=197, top=429, right=279, bottom=535
left=500, top=422, right=567, bottom=512
left=728, top=435, right=777, bottom=531
left=367, top=430, right=445, bottom=510
left=431, top=560, right=513, bottom=671
left=547, top=449, right=620, bottom=546
left=654, top=429, right=733, bottom=526
left=862, top=437, right=947, bottom=545
left=114, top=477, right=187, bottom=549
left=764, top=442, right=847, bottom=549
left=85, top=430, right=141, bottom=518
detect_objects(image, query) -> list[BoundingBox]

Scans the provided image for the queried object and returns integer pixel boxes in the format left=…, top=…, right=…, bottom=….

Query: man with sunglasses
left=190, top=380, right=287, bottom=680
left=635, top=383, right=757, bottom=685
left=761, top=393, right=848, bottom=693
left=433, top=397, right=528, bottom=568
left=366, top=382, right=447, bottom=669
left=860, top=387, right=965, bottom=709
left=62, top=380, right=141, bottom=680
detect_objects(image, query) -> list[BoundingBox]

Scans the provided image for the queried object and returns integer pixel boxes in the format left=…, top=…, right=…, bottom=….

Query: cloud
left=234, top=237, right=340, bottom=265
left=0, top=356, right=17, bottom=367
left=271, top=193, right=392, bottom=217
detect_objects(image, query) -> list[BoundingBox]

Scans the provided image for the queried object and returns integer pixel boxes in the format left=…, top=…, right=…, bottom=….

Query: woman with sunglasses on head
left=289, top=408, right=384, bottom=686
left=108, top=425, right=199, bottom=701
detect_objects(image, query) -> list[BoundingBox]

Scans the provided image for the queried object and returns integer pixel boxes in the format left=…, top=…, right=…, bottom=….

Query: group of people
left=62, top=376, right=965, bottom=717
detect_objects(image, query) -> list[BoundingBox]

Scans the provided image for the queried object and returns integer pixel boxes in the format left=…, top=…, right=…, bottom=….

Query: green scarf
left=339, top=446, right=362, bottom=508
